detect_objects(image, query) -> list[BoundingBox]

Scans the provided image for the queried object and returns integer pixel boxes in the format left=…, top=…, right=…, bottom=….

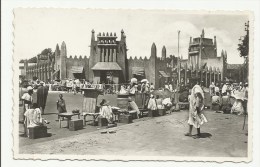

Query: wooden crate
left=158, top=109, right=166, bottom=116
left=98, top=117, right=108, bottom=127
left=119, top=114, right=132, bottom=124
left=148, top=110, right=158, bottom=117
left=28, top=126, right=47, bottom=139
left=69, top=119, right=83, bottom=131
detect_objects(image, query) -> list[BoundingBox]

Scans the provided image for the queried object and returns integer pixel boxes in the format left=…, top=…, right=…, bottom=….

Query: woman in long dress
left=185, top=85, right=208, bottom=139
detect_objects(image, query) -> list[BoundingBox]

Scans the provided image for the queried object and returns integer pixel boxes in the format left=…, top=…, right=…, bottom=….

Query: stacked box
left=148, top=110, right=158, bottom=117
left=119, top=114, right=132, bottom=124
left=28, top=126, right=47, bottom=139
left=98, top=117, right=108, bottom=127
left=158, top=109, right=166, bottom=116
left=211, top=104, right=220, bottom=111
left=69, top=119, right=83, bottom=131
left=129, top=110, right=138, bottom=119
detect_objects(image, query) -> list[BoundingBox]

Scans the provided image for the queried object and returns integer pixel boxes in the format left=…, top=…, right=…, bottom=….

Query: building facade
left=24, top=29, right=235, bottom=88
left=177, top=29, right=228, bottom=87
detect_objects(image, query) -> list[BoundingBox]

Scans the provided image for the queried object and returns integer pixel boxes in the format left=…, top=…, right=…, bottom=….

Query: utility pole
left=177, top=30, right=181, bottom=85
left=244, top=21, right=249, bottom=82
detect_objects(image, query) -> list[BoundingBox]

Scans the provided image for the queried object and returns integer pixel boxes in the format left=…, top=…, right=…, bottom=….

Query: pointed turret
left=221, top=49, right=224, bottom=57
left=60, top=41, right=67, bottom=79
left=151, top=43, right=157, bottom=58
left=91, top=29, right=95, bottom=42
left=162, top=46, right=166, bottom=60
left=202, top=29, right=205, bottom=38
left=121, top=29, right=125, bottom=41
left=55, top=43, right=60, bottom=57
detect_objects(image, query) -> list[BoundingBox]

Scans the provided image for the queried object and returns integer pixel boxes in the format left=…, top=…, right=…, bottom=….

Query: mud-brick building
left=24, top=29, right=236, bottom=88
left=24, top=30, right=174, bottom=89
left=177, top=29, right=228, bottom=87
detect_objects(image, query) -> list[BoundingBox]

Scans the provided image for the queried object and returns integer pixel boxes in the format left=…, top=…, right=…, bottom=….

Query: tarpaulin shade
left=132, top=67, right=145, bottom=76
left=71, top=66, right=84, bottom=73
left=91, top=62, right=122, bottom=71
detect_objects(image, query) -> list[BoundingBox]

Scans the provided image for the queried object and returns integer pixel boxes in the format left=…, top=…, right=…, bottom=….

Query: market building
left=24, top=29, right=241, bottom=88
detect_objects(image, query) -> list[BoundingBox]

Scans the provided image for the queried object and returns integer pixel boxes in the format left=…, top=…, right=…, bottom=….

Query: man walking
left=37, top=81, right=48, bottom=115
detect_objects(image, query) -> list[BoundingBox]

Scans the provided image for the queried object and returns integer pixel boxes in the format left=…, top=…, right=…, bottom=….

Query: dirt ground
left=19, top=92, right=248, bottom=157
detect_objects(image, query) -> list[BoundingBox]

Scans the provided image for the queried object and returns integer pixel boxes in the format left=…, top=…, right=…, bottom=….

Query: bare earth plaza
left=15, top=9, right=250, bottom=160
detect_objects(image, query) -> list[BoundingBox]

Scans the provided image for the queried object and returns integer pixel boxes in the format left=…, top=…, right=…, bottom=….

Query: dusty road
left=19, top=100, right=248, bottom=157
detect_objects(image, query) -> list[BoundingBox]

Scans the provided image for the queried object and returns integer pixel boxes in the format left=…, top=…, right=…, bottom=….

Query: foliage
left=238, top=32, right=249, bottom=58
left=37, top=48, right=55, bottom=61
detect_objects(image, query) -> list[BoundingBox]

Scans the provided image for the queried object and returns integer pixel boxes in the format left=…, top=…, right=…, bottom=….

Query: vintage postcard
left=13, top=8, right=253, bottom=161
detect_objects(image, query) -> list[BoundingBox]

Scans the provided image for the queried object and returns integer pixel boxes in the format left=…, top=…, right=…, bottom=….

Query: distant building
left=179, top=29, right=228, bottom=87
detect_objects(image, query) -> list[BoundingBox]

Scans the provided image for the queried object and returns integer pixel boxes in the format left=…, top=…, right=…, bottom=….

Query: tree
left=237, top=21, right=249, bottom=82
left=37, top=48, right=55, bottom=61
left=237, top=33, right=249, bottom=58
left=28, top=56, right=37, bottom=63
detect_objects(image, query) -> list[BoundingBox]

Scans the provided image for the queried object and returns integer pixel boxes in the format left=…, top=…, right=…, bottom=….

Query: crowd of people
left=19, top=76, right=248, bottom=139
left=209, top=81, right=248, bottom=115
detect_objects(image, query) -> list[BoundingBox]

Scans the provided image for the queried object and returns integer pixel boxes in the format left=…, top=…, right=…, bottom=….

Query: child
left=147, top=94, right=157, bottom=115
left=57, top=94, right=67, bottom=120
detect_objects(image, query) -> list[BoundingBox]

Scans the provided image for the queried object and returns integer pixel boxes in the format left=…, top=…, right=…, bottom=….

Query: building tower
left=162, top=46, right=166, bottom=60
left=89, top=29, right=127, bottom=84
left=188, top=29, right=218, bottom=69
left=150, top=42, right=157, bottom=88
left=60, top=41, right=67, bottom=80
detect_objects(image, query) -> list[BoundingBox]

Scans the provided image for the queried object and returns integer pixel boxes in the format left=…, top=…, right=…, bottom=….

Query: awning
left=159, top=71, right=170, bottom=77
left=71, top=66, right=84, bottom=73
left=132, top=67, right=145, bottom=76
left=52, top=69, right=60, bottom=76
left=91, top=62, right=122, bottom=71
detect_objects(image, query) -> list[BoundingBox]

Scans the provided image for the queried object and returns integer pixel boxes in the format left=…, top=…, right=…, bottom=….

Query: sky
left=14, top=9, right=249, bottom=64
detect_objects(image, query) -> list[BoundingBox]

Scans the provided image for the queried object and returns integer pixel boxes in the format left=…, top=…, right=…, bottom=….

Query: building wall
left=66, top=56, right=89, bottom=79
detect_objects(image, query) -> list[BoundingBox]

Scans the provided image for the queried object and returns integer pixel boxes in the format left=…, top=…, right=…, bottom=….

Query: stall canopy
left=91, top=62, right=122, bottom=71
left=132, top=67, right=145, bottom=76
left=159, top=71, right=170, bottom=77
left=71, top=66, right=84, bottom=73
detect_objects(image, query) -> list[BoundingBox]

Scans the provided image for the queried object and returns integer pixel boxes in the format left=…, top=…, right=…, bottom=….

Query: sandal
left=184, top=133, right=192, bottom=137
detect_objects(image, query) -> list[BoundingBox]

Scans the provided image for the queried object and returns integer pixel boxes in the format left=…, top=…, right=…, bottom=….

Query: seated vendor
left=222, top=92, right=232, bottom=114
left=162, top=97, right=172, bottom=109
left=99, top=99, right=114, bottom=124
left=155, top=95, right=164, bottom=109
left=147, top=94, right=157, bottom=111
left=128, top=97, right=140, bottom=118
left=212, top=92, right=221, bottom=112
left=57, top=93, right=67, bottom=120
left=24, top=103, right=49, bottom=137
